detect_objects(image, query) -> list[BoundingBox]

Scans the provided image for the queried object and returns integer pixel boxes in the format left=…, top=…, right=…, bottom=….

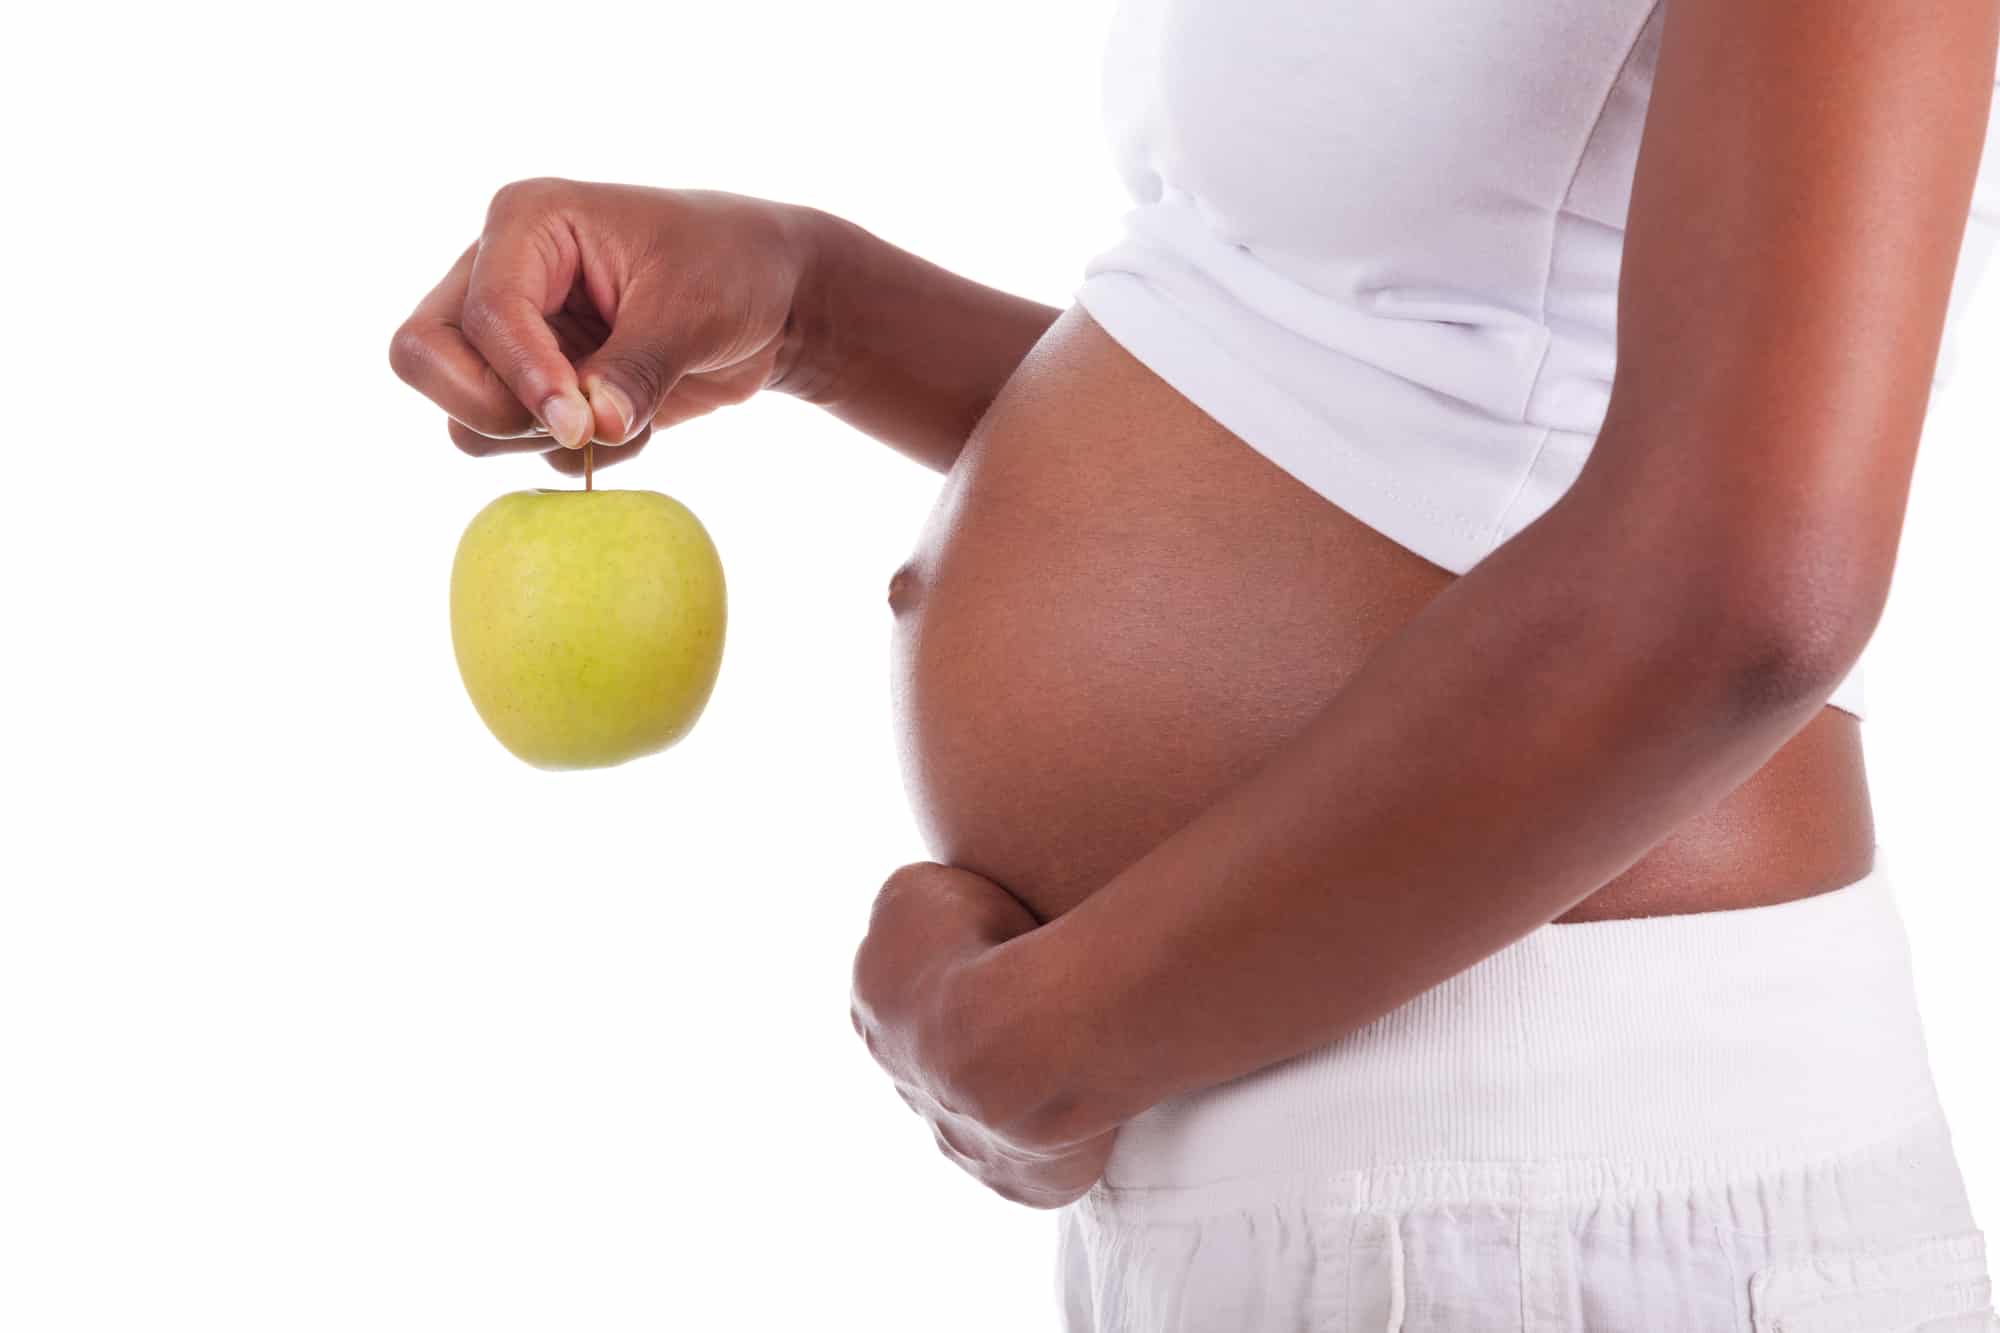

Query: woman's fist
left=850, top=863, right=1119, bottom=1208
left=389, top=180, right=812, bottom=474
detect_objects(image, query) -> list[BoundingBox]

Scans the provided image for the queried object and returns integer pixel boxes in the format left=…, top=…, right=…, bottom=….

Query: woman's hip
left=1059, top=849, right=1993, bottom=1331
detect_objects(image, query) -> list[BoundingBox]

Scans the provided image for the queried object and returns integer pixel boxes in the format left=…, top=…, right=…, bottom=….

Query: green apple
left=449, top=489, right=726, bottom=770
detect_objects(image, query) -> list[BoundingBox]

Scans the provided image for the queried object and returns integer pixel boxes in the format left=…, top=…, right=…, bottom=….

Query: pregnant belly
left=890, top=308, right=1875, bottom=926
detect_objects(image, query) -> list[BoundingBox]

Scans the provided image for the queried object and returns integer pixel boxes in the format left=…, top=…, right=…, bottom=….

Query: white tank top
left=1075, top=0, right=2000, bottom=720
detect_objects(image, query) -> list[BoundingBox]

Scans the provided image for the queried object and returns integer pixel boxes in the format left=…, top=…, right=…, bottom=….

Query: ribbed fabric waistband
left=1096, top=848, right=1946, bottom=1209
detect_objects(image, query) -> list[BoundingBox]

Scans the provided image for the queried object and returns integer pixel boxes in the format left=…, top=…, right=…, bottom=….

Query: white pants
left=1056, top=848, right=1996, bottom=1331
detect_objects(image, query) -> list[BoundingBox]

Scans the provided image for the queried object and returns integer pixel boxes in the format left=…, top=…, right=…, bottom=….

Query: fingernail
left=586, top=380, right=637, bottom=444
left=540, top=393, right=592, bottom=450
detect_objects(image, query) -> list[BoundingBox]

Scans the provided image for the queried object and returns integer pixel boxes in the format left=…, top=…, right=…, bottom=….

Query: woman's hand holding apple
left=389, top=180, right=813, bottom=477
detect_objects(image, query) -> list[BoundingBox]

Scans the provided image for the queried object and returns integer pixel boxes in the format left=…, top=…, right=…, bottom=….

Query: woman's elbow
left=1692, top=543, right=1889, bottom=719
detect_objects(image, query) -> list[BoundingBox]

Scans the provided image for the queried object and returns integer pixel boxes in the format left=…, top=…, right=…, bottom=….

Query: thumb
left=571, top=304, right=694, bottom=447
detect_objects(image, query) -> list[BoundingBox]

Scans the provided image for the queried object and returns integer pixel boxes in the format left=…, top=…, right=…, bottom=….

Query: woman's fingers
left=389, top=243, right=540, bottom=439
left=542, top=427, right=651, bottom=475
left=395, top=181, right=794, bottom=461
left=932, top=1120, right=979, bottom=1163
left=571, top=284, right=717, bottom=447
left=443, top=418, right=652, bottom=469
left=446, top=417, right=550, bottom=459
left=929, top=1117, right=1096, bottom=1209
left=461, top=182, right=593, bottom=449
left=397, top=181, right=794, bottom=469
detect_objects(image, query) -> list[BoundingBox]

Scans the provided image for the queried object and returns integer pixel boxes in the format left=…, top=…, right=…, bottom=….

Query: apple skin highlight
left=449, top=489, right=727, bottom=770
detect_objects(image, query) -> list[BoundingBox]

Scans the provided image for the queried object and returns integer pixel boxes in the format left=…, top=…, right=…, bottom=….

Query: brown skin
left=387, top=183, right=1057, bottom=474
left=393, top=0, right=1998, bottom=1212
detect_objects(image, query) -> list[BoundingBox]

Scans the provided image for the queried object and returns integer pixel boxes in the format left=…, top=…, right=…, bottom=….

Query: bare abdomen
left=889, top=307, right=1874, bottom=926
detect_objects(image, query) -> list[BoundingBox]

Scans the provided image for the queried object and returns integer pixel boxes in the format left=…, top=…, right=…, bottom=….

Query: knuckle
left=387, top=321, right=432, bottom=386
left=865, top=863, right=934, bottom=930
left=487, top=175, right=568, bottom=217
left=880, top=862, right=937, bottom=898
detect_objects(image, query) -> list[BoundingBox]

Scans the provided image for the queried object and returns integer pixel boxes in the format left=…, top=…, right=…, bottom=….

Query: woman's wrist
left=763, top=202, right=846, bottom=404
left=757, top=202, right=1061, bottom=471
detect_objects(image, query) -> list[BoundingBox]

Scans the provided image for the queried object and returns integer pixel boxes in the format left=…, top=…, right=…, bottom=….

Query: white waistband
left=1096, top=848, right=1945, bottom=1209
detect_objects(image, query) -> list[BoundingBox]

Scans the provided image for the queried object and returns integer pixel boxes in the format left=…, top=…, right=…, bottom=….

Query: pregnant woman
left=391, top=0, right=2000, bottom=1326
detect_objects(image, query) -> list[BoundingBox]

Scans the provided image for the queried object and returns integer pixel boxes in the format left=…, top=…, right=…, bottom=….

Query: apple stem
left=584, top=441, right=594, bottom=492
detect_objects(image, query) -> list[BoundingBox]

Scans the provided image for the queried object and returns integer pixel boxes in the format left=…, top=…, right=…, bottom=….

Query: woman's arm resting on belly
left=922, top=0, right=2000, bottom=1161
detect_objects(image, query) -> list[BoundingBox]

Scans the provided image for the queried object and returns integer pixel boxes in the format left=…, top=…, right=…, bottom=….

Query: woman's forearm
left=967, top=459, right=1878, bottom=1151
left=934, top=0, right=1997, bottom=1152
left=772, top=207, right=1062, bottom=472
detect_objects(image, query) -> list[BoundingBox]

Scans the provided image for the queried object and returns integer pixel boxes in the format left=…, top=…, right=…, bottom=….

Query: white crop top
left=1076, top=0, right=2000, bottom=720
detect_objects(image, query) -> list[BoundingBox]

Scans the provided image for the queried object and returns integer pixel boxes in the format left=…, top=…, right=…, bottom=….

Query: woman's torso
left=889, top=0, right=2000, bottom=926
left=890, top=308, right=1875, bottom=926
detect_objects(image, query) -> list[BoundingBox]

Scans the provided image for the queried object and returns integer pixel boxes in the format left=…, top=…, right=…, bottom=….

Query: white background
left=3, top=2, right=1994, bottom=1328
